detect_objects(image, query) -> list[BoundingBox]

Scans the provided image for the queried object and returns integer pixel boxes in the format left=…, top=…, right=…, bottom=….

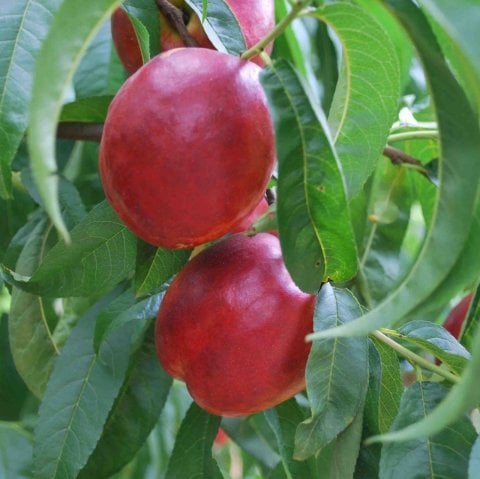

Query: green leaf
left=135, top=242, right=190, bottom=297
left=4, top=201, right=137, bottom=298
left=462, top=287, right=480, bottom=351
left=316, top=401, right=364, bottom=479
left=74, top=21, right=125, bottom=98
left=0, top=422, right=32, bottom=479
left=378, top=382, right=477, bottom=479
left=295, top=285, right=369, bottom=460
left=0, top=0, right=62, bottom=199
left=263, top=399, right=314, bottom=479
left=185, top=0, right=246, bottom=55
left=308, top=0, right=480, bottom=340
left=359, top=160, right=416, bottom=306
left=27, top=0, right=124, bottom=242
left=397, top=320, right=470, bottom=374
left=261, top=60, right=357, bottom=292
left=33, top=290, right=138, bottom=479
left=469, top=436, right=480, bottom=479
left=59, top=96, right=113, bottom=123
left=165, top=403, right=223, bottom=479
left=8, top=218, right=59, bottom=397
left=366, top=339, right=403, bottom=435
left=418, top=0, right=480, bottom=115
left=0, top=314, right=29, bottom=420
left=315, top=3, right=400, bottom=199
left=127, top=11, right=150, bottom=64
left=79, top=331, right=172, bottom=479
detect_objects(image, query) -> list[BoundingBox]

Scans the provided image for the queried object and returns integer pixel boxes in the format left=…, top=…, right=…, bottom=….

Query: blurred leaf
left=295, top=285, right=369, bottom=459
left=185, top=0, right=246, bottom=55
left=0, top=0, right=62, bottom=198
left=366, top=339, right=403, bottom=435
left=8, top=218, right=59, bottom=397
left=261, top=60, right=357, bottom=292
left=418, top=0, right=480, bottom=115
left=74, top=19, right=125, bottom=98
left=0, top=314, right=29, bottom=420
left=135, top=242, right=190, bottom=297
left=469, top=436, right=480, bottom=479
left=316, top=3, right=400, bottom=199
left=316, top=400, right=364, bottom=479
left=165, top=403, right=223, bottom=479
left=359, top=160, right=415, bottom=306
left=461, top=286, right=480, bottom=351
left=79, top=331, right=172, bottom=479
left=127, top=12, right=150, bottom=64
left=33, top=290, right=138, bottom=479
left=264, top=399, right=314, bottom=478
left=379, top=382, right=476, bottom=479
left=309, top=0, right=480, bottom=340
left=94, top=289, right=163, bottom=352
left=3, top=201, right=137, bottom=298
left=60, top=96, right=113, bottom=123
left=396, top=320, right=470, bottom=374
left=0, top=422, right=32, bottom=479
left=28, top=0, right=124, bottom=242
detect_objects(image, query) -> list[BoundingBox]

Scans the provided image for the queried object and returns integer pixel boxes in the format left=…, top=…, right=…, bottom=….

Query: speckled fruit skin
left=155, top=233, right=315, bottom=416
left=111, top=0, right=274, bottom=73
left=111, top=9, right=144, bottom=74
left=444, top=293, right=472, bottom=338
left=100, top=48, right=275, bottom=249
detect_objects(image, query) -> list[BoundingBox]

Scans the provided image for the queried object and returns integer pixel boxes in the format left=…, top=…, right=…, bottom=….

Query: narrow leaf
left=79, top=332, right=172, bottom=479
left=27, top=0, right=124, bottom=241
left=308, top=0, right=480, bottom=340
left=316, top=3, right=400, bottom=199
left=165, top=403, right=223, bottom=479
left=0, top=0, right=62, bottom=198
left=379, top=382, right=476, bottom=479
left=261, top=60, right=357, bottom=292
left=295, top=285, right=368, bottom=459
left=185, top=0, right=246, bottom=55
left=33, top=291, right=139, bottom=479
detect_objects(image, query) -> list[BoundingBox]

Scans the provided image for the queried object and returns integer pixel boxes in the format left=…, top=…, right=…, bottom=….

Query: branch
left=57, top=122, right=103, bottom=142
left=382, top=145, right=423, bottom=167
left=155, top=0, right=198, bottom=47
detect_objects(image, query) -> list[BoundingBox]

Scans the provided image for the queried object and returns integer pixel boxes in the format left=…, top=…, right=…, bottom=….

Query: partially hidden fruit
left=111, top=0, right=275, bottom=73
left=100, top=48, right=275, bottom=249
left=155, top=233, right=315, bottom=416
left=443, top=293, right=472, bottom=339
left=231, top=198, right=269, bottom=233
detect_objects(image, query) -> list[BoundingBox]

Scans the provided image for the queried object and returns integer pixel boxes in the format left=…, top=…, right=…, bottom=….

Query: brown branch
left=266, top=188, right=275, bottom=206
left=383, top=145, right=423, bottom=167
left=56, top=122, right=103, bottom=142
left=155, top=0, right=198, bottom=47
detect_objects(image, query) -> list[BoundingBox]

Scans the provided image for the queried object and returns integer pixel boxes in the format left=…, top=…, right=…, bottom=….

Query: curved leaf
left=315, top=3, right=401, bottom=199
left=308, top=0, right=480, bottom=340
left=261, top=60, right=357, bottom=292
left=27, top=0, right=124, bottom=242
left=0, top=0, right=62, bottom=198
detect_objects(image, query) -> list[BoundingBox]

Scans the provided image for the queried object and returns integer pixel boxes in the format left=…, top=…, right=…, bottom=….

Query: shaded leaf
left=261, top=60, right=357, bottom=292
left=317, top=3, right=401, bottom=199
left=295, top=285, right=368, bottom=459
left=60, top=96, right=113, bottom=123
left=79, top=331, right=172, bottom=479
left=0, top=0, right=62, bottom=198
left=379, top=382, right=476, bottom=479
left=165, top=403, right=223, bottom=479
left=0, top=423, right=32, bottom=479
left=469, top=436, right=480, bottom=479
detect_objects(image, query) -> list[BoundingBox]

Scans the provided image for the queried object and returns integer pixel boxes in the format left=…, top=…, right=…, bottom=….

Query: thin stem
left=241, top=0, right=312, bottom=60
left=388, top=130, right=439, bottom=143
left=155, top=0, right=198, bottom=47
left=382, top=145, right=425, bottom=169
left=371, top=330, right=461, bottom=385
left=57, top=122, right=103, bottom=142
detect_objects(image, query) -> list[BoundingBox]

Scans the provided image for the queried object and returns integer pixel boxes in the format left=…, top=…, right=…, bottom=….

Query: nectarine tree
left=1, top=1, right=480, bottom=478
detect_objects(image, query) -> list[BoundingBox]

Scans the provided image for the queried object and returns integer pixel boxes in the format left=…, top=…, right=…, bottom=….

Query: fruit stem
left=388, top=130, right=439, bottom=143
left=241, top=0, right=312, bottom=61
left=155, top=0, right=198, bottom=47
left=371, top=330, right=461, bottom=385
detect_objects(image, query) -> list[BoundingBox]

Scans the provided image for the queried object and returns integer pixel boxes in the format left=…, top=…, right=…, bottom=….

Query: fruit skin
left=111, top=0, right=274, bottom=73
left=444, top=293, right=472, bottom=339
left=231, top=198, right=269, bottom=233
left=155, top=233, right=315, bottom=416
left=111, top=9, right=144, bottom=75
left=100, top=48, right=275, bottom=249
